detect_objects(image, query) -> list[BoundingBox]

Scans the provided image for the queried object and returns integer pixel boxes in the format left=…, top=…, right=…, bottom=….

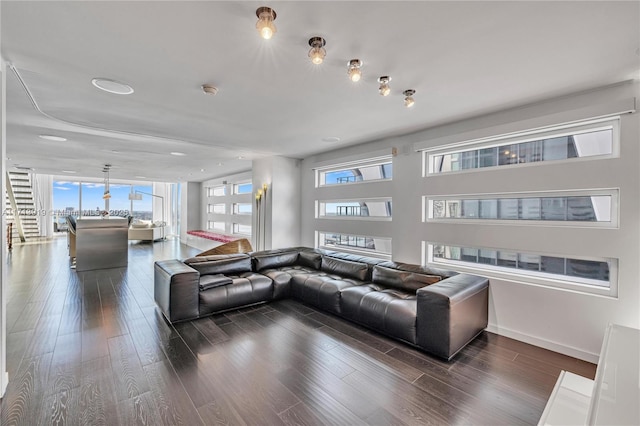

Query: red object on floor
left=187, top=230, right=237, bottom=243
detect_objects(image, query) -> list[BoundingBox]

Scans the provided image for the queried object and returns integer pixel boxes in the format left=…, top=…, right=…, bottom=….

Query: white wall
left=301, top=81, right=639, bottom=362
left=179, top=181, right=202, bottom=243
left=253, top=156, right=302, bottom=250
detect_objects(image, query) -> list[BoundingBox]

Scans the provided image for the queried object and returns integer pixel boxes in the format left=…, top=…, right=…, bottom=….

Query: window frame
left=316, top=231, right=392, bottom=259
left=233, top=182, right=253, bottom=195
left=232, top=223, right=252, bottom=235
left=316, top=197, right=392, bottom=221
left=207, top=221, right=225, bottom=232
left=232, top=203, right=252, bottom=215
left=423, top=117, right=620, bottom=177
left=315, top=155, right=393, bottom=188
left=208, top=186, right=226, bottom=197
left=425, top=242, right=618, bottom=297
left=424, top=188, right=619, bottom=228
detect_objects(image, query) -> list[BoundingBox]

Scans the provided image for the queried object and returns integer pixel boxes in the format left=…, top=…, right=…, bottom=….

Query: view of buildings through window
left=53, top=180, right=152, bottom=231
left=316, top=159, right=393, bottom=257
left=429, top=123, right=614, bottom=174
left=430, top=244, right=611, bottom=288
left=429, top=195, right=613, bottom=223
left=319, top=161, right=392, bottom=186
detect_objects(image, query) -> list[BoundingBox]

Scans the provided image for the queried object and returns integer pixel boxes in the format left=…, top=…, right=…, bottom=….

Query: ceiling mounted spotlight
left=202, top=84, right=218, bottom=96
left=378, top=76, right=391, bottom=96
left=403, top=89, right=416, bottom=108
left=308, top=37, right=327, bottom=65
left=255, top=6, right=277, bottom=40
left=347, top=59, right=363, bottom=82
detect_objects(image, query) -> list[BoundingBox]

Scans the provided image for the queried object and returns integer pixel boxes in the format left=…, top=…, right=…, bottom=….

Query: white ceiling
left=2, top=1, right=639, bottom=182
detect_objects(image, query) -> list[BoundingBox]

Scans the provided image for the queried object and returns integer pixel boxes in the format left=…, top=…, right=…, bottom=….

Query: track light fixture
left=378, top=76, right=391, bottom=96
left=255, top=7, right=277, bottom=40
left=347, top=59, right=363, bottom=82
left=403, top=89, right=416, bottom=108
left=308, top=37, right=327, bottom=65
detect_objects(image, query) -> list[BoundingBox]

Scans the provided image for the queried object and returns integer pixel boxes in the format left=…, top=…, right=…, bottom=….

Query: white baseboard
left=486, top=323, right=600, bottom=364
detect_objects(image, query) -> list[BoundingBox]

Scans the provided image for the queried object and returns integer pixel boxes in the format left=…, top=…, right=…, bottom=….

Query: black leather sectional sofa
left=154, top=247, right=489, bottom=360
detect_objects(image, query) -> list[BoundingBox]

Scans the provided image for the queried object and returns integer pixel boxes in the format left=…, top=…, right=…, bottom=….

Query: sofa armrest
left=154, top=259, right=200, bottom=323
left=416, top=274, right=489, bottom=360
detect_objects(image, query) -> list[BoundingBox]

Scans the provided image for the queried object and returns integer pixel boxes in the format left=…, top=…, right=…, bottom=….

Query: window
left=208, top=204, right=225, bottom=214
left=208, top=221, right=225, bottom=232
left=317, top=157, right=393, bottom=187
left=52, top=180, right=79, bottom=231
left=427, top=190, right=617, bottom=227
left=233, top=223, right=251, bottom=235
left=80, top=182, right=106, bottom=216
left=233, top=203, right=252, bottom=215
left=318, top=199, right=392, bottom=219
left=428, top=243, right=616, bottom=294
left=317, top=231, right=391, bottom=258
left=208, top=186, right=226, bottom=197
left=234, top=182, right=252, bottom=195
left=131, top=185, right=152, bottom=220
left=426, top=118, right=617, bottom=175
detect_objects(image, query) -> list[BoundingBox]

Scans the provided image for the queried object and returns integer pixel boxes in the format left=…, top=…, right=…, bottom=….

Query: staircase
left=5, top=171, right=42, bottom=242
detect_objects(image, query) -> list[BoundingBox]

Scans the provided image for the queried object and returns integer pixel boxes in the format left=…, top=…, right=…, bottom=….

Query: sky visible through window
left=53, top=181, right=152, bottom=216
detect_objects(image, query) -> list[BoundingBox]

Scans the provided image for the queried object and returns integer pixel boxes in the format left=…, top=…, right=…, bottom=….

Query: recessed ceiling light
left=39, top=134, right=67, bottom=142
left=200, top=169, right=205, bottom=172
left=135, top=175, right=146, bottom=179
left=62, top=170, right=77, bottom=174
left=170, top=152, right=187, bottom=156
left=238, top=156, right=245, bottom=160
left=217, top=162, right=223, bottom=166
left=91, top=78, right=134, bottom=95
left=321, top=137, right=341, bottom=143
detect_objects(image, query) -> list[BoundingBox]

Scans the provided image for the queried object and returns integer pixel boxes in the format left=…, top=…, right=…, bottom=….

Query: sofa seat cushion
left=261, top=265, right=319, bottom=300
left=340, top=284, right=417, bottom=344
left=199, top=274, right=233, bottom=291
left=291, top=274, right=363, bottom=314
left=199, top=272, right=273, bottom=316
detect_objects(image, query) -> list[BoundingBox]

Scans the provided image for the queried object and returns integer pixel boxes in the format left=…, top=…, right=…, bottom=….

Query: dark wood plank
left=126, top=316, right=168, bottom=366
left=144, top=360, right=205, bottom=426
left=107, top=334, right=151, bottom=401
left=0, top=353, right=53, bottom=426
left=78, top=356, right=119, bottom=425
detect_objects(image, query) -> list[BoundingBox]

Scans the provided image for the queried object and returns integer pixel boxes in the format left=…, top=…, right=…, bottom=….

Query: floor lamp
left=129, top=190, right=165, bottom=240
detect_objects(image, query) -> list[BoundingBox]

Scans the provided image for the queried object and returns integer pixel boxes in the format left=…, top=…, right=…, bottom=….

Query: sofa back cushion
left=321, top=256, right=368, bottom=281
left=184, top=254, right=252, bottom=276
left=372, top=265, right=442, bottom=292
left=298, top=250, right=322, bottom=270
left=252, top=251, right=299, bottom=272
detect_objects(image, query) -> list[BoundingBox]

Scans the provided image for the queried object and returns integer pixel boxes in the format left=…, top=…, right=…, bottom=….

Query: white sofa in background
left=128, top=220, right=165, bottom=241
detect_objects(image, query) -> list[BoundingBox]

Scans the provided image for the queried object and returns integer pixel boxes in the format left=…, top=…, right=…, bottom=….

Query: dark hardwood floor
left=0, top=236, right=596, bottom=425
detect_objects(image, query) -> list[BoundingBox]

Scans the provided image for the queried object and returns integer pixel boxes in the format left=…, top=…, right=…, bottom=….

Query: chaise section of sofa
left=154, top=246, right=489, bottom=360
